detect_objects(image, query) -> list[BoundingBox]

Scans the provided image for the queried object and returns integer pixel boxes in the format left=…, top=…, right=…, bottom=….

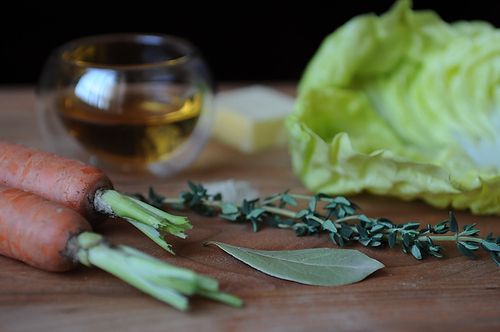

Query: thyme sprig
left=134, top=183, right=500, bottom=265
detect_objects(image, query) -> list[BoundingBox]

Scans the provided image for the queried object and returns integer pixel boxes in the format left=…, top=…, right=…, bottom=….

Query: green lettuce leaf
left=287, top=0, right=500, bottom=215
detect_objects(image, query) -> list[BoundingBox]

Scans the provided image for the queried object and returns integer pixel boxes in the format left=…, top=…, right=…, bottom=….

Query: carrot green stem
left=94, top=190, right=192, bottom=254
left=76, top=232, right=243, bottom=310
left=196, top=288, right=244, bottom=307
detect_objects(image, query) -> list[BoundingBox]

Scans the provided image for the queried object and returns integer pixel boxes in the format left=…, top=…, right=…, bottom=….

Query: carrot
left=0, top=141, right=191, bottom=253
left=0, top=186, right=242, bottom=310
left=0, top=185, right=91, bottom=271
left=0, top=141, right=112, bottom=221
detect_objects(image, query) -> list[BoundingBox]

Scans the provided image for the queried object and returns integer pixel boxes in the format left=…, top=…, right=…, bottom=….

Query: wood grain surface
left=0, top=86, right=499, bottom=332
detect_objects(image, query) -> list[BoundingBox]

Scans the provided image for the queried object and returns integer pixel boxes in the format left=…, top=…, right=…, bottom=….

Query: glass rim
left=58, top=33, right=197, bottom=70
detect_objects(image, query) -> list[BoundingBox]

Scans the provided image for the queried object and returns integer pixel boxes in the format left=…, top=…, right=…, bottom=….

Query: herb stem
left=150, top=184, right=499, bottom=265
left=308, top=215, right=325, bottom=225
left=161, top=196, right=484, bottom=245
left=422, top=235, right=483, bottom=243
left=289, top=193, right=315, bottom=201
left=162, top=197, right=298, bottom=219
left=335, top=215, right=363, bottom=223
left=260, top=205, right=297, bottom=218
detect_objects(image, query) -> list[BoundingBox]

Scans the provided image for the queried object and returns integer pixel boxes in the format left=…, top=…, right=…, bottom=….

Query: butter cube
left=213, top=85, right=295, bottom=153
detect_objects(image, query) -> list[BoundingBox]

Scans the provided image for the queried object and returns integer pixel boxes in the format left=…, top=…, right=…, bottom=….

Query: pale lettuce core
left=287, top=0, right=500, bottom=215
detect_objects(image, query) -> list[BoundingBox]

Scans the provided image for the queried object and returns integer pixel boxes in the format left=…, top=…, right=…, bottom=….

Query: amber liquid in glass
left=57, top=91, right=202, bottom=167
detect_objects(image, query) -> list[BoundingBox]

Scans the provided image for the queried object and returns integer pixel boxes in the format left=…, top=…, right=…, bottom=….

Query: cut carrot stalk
left=94, top=189, right=191, bottom=253
left=77, top=233, right=242, bottom=310
left=0, top=186, right=242, bottom=310
left=0, top=141, right=191, bottom=253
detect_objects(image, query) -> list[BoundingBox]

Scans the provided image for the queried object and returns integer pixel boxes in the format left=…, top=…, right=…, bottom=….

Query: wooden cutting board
left=0, top=86, right=498, bottom=332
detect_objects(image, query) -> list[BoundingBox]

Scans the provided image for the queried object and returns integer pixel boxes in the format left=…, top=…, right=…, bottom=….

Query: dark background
left=1, top=0, right=499, bottom=84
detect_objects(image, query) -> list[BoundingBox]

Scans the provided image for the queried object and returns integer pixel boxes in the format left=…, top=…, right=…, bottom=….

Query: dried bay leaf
left=206, top=242, right=384, bottom=286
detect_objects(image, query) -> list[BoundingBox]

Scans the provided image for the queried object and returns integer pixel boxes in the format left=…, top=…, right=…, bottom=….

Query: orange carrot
left=0, top=185, right=91, bottom=271
left=0, top=141, right=112, bottom=222
left=0, top=185, right=242, bottom=309
left=0, top=141, right=191, bottom=253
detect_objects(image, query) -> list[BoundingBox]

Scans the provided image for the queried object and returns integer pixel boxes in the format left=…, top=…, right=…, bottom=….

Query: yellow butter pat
left=213, top=85, right=295, bottom=153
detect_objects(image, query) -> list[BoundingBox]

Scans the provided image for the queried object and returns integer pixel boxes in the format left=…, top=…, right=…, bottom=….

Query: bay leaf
left=206, top=241, right=384, bottom=286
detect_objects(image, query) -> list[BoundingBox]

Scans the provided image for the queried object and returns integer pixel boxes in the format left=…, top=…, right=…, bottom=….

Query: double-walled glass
left=37, top=34, right=213, bottom=176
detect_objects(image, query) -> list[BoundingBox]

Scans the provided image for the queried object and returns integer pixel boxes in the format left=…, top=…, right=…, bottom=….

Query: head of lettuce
left=286, top=0, right=500, bottom=215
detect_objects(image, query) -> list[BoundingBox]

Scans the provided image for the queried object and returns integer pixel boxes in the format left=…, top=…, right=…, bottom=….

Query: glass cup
left=37, top=33, right=214, bottom=176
